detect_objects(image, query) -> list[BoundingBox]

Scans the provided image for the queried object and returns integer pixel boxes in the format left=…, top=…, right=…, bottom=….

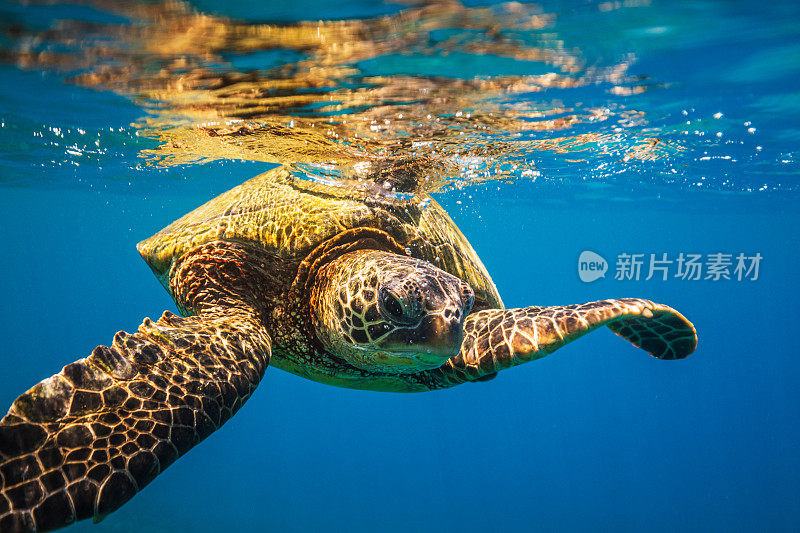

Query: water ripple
left=0, top=0, right=797, bottom=199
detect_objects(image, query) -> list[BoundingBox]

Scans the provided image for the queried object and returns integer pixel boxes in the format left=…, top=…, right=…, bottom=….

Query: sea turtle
left=0, top=166, right=697, bottom=532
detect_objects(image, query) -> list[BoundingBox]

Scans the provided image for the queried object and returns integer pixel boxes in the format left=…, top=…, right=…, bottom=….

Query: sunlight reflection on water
left=0, top=0, right=797, bottom=198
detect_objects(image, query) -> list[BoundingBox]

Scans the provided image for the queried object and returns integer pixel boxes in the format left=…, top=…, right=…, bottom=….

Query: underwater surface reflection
left=2, top=0, right=797, bottom=197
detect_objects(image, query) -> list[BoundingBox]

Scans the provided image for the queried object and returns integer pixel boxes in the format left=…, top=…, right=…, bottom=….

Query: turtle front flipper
left=426, top=298, right=696, bottom=388
left=0, top=307, right=271, bottom=532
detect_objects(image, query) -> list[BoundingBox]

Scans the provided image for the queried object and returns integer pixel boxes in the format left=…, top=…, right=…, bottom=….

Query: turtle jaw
left=347, top=293, right=471, bottom=372
left=381, top=313, right=466, bottom=364
left=418, top=313, right=466, bottom=356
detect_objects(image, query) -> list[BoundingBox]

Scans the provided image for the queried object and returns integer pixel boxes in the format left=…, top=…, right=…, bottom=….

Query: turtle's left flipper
left=0, top=307, right=271, bottom=532
left=428, top=298, right=696, bottom=387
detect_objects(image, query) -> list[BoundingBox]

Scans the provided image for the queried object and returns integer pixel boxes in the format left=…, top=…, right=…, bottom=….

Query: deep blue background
left=1, top=0, right=799, bottom=531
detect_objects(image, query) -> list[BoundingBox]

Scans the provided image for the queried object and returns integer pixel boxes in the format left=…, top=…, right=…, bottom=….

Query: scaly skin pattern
left=310, top=250, right=473, bottom=374
left=420, top=298, right=697, bottom=389
left=0, top=245, right=273, bottom=532
left=268, top=239, right=697, bottom=392
left=173, top=244, right=696, bottom=396
left=0, top=179, right=699, bottom=530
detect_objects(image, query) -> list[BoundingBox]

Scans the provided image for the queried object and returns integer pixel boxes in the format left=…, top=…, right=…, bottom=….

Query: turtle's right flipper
left=0, top=308, right=271, bottom=532
left=429, top=298, right=696, bottom=387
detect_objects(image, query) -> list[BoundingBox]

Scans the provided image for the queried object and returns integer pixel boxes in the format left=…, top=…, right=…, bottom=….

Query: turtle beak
left=424, top=315, right=464, bottom=354
left=416, top=284, right=473, bottom=358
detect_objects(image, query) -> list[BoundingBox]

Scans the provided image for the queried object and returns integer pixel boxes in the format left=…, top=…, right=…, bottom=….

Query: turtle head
left=310, top=250, right=474, bottom=374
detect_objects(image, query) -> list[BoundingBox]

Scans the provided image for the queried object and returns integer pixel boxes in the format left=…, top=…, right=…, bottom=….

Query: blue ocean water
left=1, top=0, right=799, bottom=531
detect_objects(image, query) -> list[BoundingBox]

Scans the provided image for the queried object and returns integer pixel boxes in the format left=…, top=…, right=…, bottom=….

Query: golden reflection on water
left=3, top=0, right=673, bottom=192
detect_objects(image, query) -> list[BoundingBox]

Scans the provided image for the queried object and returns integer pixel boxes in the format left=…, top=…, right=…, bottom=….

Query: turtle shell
left=137, top=166, right=503, bottom=309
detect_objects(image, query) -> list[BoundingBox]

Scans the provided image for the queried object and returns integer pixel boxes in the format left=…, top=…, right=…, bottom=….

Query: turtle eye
left=379, top=288, right=409, bottom=325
